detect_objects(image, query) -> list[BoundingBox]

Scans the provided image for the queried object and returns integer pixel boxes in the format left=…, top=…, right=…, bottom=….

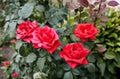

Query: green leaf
left=99, top=62, right=106, bottom=76
left=106, top=42, right=114, bottom=47
left=9, top=21, right=17, bottom=37
left=39, top=49, right=47, bottom=57
left=86, top=63, right=96, bottom=73
left=48, top=17, right=58, bottom=25
left=37, top=57, right=46, bottom=71
left=116, top=48, right=120, bottom=52
left=63, top=64, right=71, bottom=71
left=104, top=52, right=115, bottom=59
left=87, top=54, right=96, bottom=63
left=57, top=68, right=64, bottom=78
left=72, top=69, right=80, bottom=75
left=36, top=5, right=45, bottom=12
left=5, top=15, right=10, bottom=21
left=4, top=22, right=9, bottom=32
left=15, top=54, right=21, bottom=63
left=47, top=56, right=52, bottom=62
left=108, top=64, right=115, bottom=74
left=26, top=53, right=37, bottom=63
left=70, top=34, right=80, bottom=42
left=63, top=71, right=73, bottom=79
left=116, top=42, right=120, bottom=46
left=81, top=77, right=88, bottom=79
left=11, top=63, right=20, bottom=73
left=16, top=40, right=23, bottom=49
left=109, top=33, right=118, bottom=39
left=18, top=2, right=34, bottom=18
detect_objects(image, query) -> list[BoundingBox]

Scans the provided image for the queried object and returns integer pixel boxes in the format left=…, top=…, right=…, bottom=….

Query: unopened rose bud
left=12, top=72, right=20, bottom=77
left=2, top=61, right=10, bottom=67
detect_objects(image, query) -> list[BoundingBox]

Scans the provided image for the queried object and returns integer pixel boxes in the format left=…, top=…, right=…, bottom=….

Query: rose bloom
left=32, top=26, right=61, bottom=54
left=12, top=72, right=20, bottom=77
left=74, top=24, right=98, bottom=42
left=2, top=61, right=10, bottom=67
left=16, top=21, right=38, bottom=43
left=10, top=39, right=16, bottom=43
left=59, top=43, right=89, bottom=69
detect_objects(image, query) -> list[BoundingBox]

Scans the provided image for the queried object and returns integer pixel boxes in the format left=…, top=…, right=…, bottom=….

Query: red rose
left=2, top=61, right=10, bottom=67
left=74, top=24, right=98, bottom=42
left=12, top=72, right=20, bottom=77
left=59, top=43, right=89, bottom=69
left=10, top=39, right=16, bottom=43
left=16, top=21, right=38, bottom=43
left=32, top=26, right=61, bottom=54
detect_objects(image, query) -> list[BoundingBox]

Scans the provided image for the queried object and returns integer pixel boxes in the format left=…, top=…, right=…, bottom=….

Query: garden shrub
left=0, top=0, right=120, bottom=79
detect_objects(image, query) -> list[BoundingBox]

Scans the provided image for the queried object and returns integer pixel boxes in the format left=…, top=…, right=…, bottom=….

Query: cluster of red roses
left=16, top=21, right=98, bottom=69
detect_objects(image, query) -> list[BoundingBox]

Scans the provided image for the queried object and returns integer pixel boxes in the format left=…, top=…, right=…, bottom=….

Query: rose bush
left=1, top=0, right=120, bottom=79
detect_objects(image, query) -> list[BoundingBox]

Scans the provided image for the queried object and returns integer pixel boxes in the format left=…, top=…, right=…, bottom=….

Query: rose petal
left=47, top=40, right=61, bottom=54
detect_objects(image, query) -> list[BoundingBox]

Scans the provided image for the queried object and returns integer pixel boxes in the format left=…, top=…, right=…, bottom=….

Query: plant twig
left=94, top=0, right=102, bottom=26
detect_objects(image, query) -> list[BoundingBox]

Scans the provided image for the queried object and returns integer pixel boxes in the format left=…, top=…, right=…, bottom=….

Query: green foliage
left=0, top=0, right=120, bottom=79
left=95, top=10, right=120, bottom=79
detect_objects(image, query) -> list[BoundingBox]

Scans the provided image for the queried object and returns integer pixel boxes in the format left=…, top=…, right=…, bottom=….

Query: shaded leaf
left=108, top=64, right=115, bottom=74
left=87, top=54, right=96, bottom=63
left=86, top=63, right=96, bottom=73
left=105, top=52, right=115, bottom=59
left=99, top=62, right=106, bottom=76
left=81, top=77, right=88, bottom=79
left=18, top=3, right=34, bottom=18
left=37, top=57, right=46, bottom=71
left=72, top=69, right=80, bottom=75
left=36, top=5, right=45, bottom=12
left=26, top=53, right=37, bottom=63
left=63, top=64, right=71, bottom=71
left=57, top=68, right=64, bottom=78
left=109, top=33, right=118, bottom=39
left=16, top=40, right=23, bottom=49
left=9, top=21, right=17, bottom=37
left=63, top=71, right=73, bottom=79
left=4, top=22, right=9, bottom=32
left=70, top=34, right=80, bottom=42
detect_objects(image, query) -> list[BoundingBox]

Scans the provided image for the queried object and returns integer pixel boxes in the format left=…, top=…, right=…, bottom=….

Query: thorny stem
left=94, top=0, right=102, bottom=26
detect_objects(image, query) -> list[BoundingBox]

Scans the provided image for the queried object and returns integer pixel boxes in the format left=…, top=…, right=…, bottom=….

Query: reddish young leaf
left=98, top=47, right=107, bottom=53
left=100, top=4, right=106, bottom=13
left=108, top=1, right=119, bottom=7
left=101, top=0, right=106, bottom=2
left=67, top=2, right=80, bottom=9
left=96, top=44, right=107, bottom=53
left=94, top=1, right=100, bottom=5
left=78, top=0, right=89, bottom=7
